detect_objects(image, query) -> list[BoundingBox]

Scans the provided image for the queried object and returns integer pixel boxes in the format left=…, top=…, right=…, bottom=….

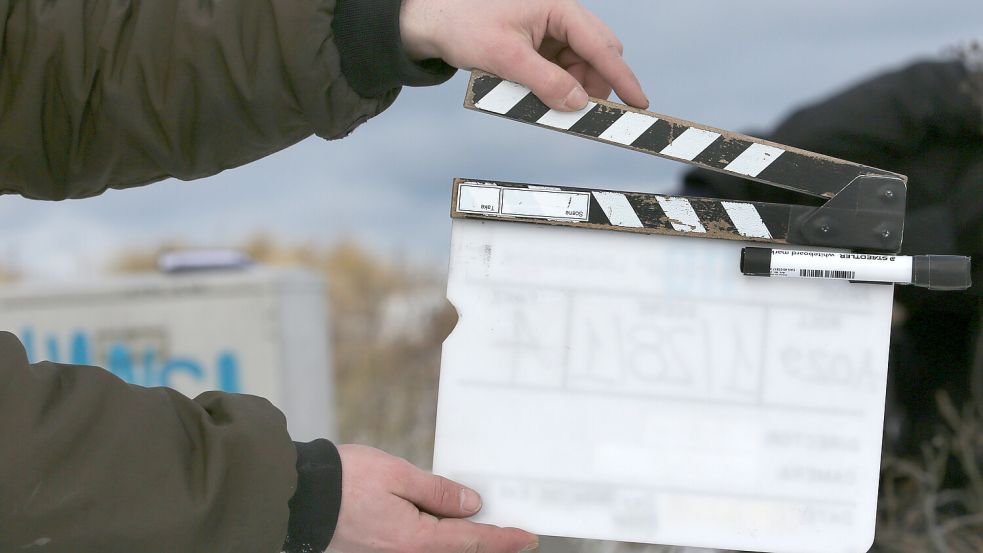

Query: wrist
left=282, top=439, right=343, bottom=553
left=399, top=0, right=441, bottom=61
left=333, top=0, right=456, bottom=97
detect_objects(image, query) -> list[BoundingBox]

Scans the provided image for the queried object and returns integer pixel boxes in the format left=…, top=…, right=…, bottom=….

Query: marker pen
left=740, top=247, right=972, bottom=291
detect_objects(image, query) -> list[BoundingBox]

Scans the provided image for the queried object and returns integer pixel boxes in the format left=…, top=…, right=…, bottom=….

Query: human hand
left=331, top=445, right=538, bottom=553
left=399, top=0, right=648, bottom=112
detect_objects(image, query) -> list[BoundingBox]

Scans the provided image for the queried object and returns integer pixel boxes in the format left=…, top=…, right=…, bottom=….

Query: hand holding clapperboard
left=432, top=71, right=971, bottom=553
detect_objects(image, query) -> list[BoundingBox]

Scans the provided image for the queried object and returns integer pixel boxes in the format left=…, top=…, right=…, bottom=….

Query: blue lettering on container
left=19, top=327, right=241, bottom=393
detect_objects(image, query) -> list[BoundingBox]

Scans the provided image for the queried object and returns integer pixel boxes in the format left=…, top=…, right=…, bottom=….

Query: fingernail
left=520, top=543, right=540, bottom=552
left=460, top=488, right=482, bottom=514
left=563, top=86, right=588, bottom=110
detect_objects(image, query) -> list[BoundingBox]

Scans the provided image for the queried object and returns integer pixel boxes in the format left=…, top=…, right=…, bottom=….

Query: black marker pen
left=740, top=247, right=972, bottom=291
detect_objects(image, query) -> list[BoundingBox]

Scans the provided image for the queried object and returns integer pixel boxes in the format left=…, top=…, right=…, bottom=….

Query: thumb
left=487, top=43, right=588, bottom=112
left=397, top=468, right=484, bottom=518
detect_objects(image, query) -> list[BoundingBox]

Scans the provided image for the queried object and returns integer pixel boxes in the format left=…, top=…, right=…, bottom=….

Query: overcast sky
left=1, top=0, right=980, bottom=279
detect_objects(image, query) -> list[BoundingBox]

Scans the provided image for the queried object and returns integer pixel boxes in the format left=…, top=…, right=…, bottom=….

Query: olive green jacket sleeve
left=0, top=0, right=455, bottom=550
left=0, top=0, right=398, bottom=200
left=0, top=331, right=297, bottom=552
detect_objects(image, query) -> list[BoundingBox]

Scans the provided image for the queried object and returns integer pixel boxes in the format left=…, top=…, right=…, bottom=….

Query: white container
left=0, top=267, right=334, bottom=442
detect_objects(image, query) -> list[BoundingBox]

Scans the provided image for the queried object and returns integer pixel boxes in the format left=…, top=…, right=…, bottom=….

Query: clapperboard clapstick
left=452, top=71, right=970, bottom=290
left=433, top=71, right=922, bottom=553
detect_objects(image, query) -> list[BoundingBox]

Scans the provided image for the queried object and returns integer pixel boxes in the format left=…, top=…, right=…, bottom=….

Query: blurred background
left=0, top=1, right=981, bottom=551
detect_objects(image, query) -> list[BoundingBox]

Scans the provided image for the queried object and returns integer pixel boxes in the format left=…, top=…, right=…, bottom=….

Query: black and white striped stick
left=458, top=71, right=909, bottom=253
left=452, top=179, right=797, bottom=246
left=465, top=71, right=905, bottom=200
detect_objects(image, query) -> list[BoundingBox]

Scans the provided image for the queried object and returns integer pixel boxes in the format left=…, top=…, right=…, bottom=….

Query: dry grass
left=0, top=263, right=18, bottom=283
left=109, top=236, right=454, bottom=467
left=875, top=396, right=983, bottom=552
left=108, top=238, right=983, bottom=552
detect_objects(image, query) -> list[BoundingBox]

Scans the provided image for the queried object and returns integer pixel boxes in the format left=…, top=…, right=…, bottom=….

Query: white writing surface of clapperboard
left=433, top=72, right=905, bottom=553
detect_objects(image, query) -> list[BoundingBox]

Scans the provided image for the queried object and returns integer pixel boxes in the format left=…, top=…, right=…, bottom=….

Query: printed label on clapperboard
left=770, top=249, right=913, bottom=283
left=501, top=188, right=589, bottom=221
left=457, top=183, right=589, bottom=222
left=457, top=184, right=503, bottom=214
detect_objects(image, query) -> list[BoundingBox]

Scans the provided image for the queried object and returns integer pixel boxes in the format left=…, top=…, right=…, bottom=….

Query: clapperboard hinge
left=454, top=70, right=909, bottom=254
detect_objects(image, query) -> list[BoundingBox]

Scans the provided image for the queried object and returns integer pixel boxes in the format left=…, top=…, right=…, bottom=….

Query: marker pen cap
left=912, top=255, right=972, bottom=291
left=740, top=247, right=772, bottom=276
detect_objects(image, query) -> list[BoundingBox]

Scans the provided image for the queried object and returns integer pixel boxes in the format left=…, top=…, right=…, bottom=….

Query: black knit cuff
left=283, top=439, right=344, bottom=553
left=333, top=0, right=457, bottom=98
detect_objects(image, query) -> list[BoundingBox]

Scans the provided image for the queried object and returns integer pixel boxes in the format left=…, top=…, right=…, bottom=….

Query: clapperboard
left=432, top=71, right=908, bottom=553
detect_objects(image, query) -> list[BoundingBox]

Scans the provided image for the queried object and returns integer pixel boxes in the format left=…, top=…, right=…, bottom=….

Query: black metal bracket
left=787, top=175, right=907, bottom=253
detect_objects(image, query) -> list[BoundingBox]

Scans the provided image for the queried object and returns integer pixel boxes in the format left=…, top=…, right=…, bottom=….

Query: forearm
left=0, top=332, right=297, bottom=552
left=0, top=0, right=454, bottom=201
